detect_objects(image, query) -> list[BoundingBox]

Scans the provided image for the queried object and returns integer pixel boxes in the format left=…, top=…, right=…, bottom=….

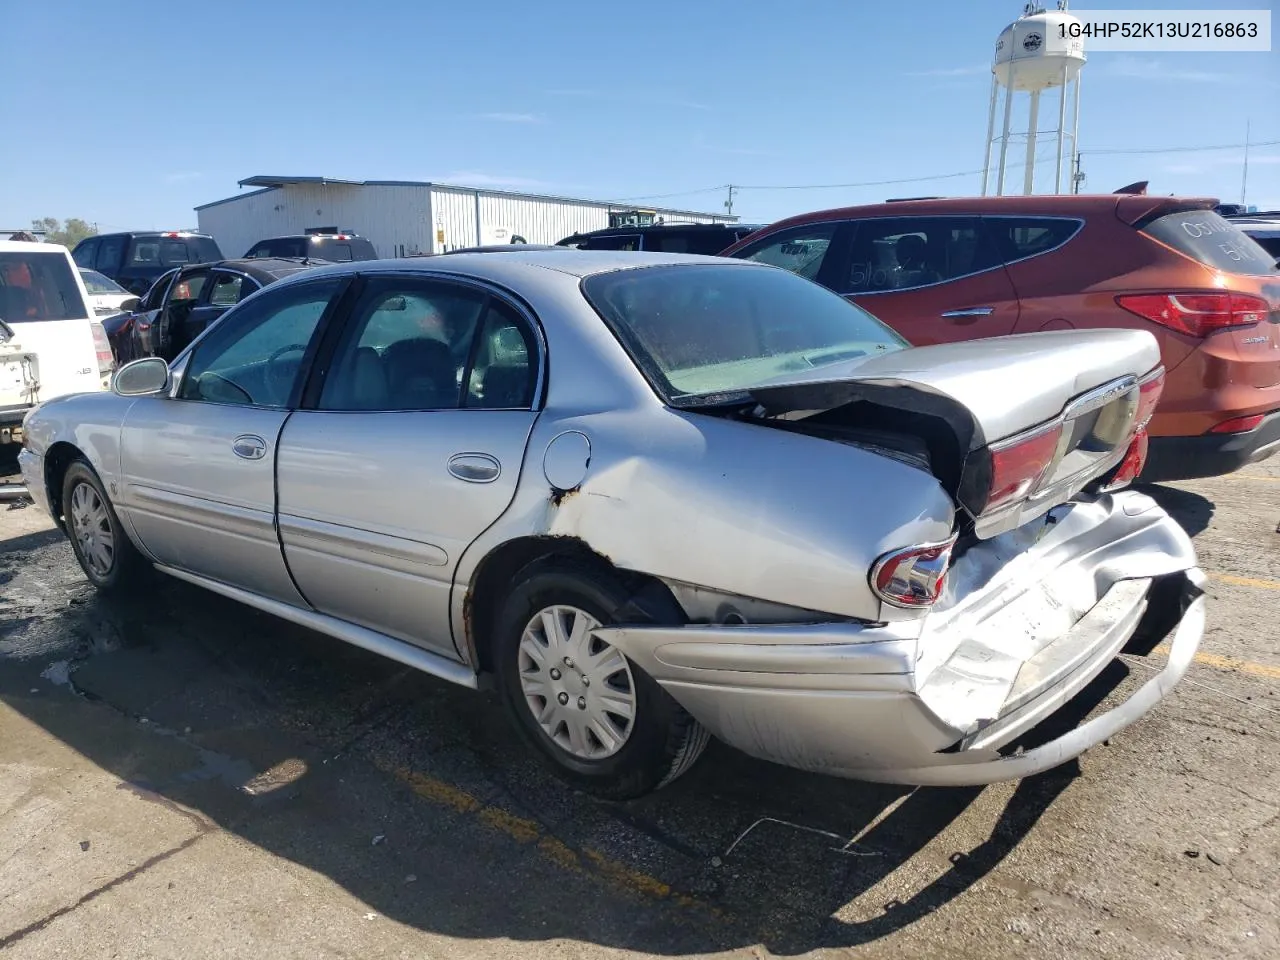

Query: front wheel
left=494, top=561, right=709, bottom=799
left=62, top=460, right=151, bottom=593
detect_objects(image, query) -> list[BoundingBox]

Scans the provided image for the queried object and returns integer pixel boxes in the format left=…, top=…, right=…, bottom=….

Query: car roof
left=252, top=234, right=368, bottom=242
left=567, top=223, right=757, bottom=238
left=749, top=194, right=1225, bottom=232
left=188, top=257, right=322, bottom=281
left=278, top=249, right=753, bottom=286
left=0, top=239, right=69, bottom=253
left=83, top=231, right=216, bottom=241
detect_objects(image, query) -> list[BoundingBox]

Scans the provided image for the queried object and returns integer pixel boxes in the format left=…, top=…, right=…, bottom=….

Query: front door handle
left=940, top=306, right=995, bottom=319
left=448, top=453, right=501, bottom=483
left=232, top=434, right=267, bottom=460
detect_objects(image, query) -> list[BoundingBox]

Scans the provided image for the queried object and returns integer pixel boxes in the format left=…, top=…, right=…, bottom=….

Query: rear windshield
left=80, top=268, right=128, bottom=295
left=582, top=263, right=907, bottom=403
left=129, top=238, right=201, bottom=267
left=0, top=251, right=87, bottom=322
left=248, top=239, right=307, bottom=259
left=1142, top=211, right=1278, bottom=277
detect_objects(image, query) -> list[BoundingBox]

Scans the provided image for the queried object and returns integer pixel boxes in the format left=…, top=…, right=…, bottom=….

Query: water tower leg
left=1070, top=73, right=1082, bottom=193
left=1055, top=64, right=1068, bottom=193
left=1023, top=89, right=1040, bottom=195
left=995, top=85, right=1014, bottom=196
left=982, top=77, right=999, bottom=197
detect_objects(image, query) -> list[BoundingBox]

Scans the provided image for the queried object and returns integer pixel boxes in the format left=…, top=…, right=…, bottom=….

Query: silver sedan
left=19, top=251, right=1205, bottom=798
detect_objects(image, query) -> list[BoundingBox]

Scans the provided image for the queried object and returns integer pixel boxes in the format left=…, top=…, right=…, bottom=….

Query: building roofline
left=195, top=176, right=736, bottom=221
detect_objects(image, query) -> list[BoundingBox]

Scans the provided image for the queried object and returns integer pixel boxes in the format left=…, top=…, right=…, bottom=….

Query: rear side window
left=1248, top=234, right=1280, bottom=258
left=248, top=239, right=306, bottom=258
left=0, top=251, right=87, bottom=322
left=1142, top=211, right=1277, bottom=277
left=984, top=217, right=1081, bottom=262
left=582, top=234, right=640, bottom=251
left=843, top=217, right=1002, bottom=293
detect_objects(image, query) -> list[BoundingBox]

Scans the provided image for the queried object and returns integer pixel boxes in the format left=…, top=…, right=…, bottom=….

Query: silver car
left=18, top=252, right=1205, bottom=798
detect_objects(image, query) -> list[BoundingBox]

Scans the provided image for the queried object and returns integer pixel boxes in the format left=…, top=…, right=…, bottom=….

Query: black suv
left=72, top=231, right=224, bottom=296
left=244, top=233, right=378, bottom=262
left=556, top=222, right=762, bottom=255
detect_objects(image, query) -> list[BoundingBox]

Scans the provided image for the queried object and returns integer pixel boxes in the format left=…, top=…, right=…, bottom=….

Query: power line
left=614, top=135, right=1277, bottom=204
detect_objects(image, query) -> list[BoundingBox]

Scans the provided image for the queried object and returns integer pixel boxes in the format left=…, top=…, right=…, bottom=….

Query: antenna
left=1241, top=119, right=1251, bottom=205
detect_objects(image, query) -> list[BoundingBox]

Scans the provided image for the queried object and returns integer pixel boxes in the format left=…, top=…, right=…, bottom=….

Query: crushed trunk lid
left=746, top=328, right=1162, bottom=538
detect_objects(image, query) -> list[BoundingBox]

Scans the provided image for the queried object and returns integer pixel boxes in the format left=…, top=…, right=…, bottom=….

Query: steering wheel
left=266, top=343, right=307, bottom=402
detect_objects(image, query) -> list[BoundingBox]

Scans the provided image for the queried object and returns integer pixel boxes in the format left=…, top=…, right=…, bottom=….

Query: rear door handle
left=232, top=434, right=267, bottom=460
left=448, top=453, right=501, bottom=483
left=940, top=306, right=995, bottom=318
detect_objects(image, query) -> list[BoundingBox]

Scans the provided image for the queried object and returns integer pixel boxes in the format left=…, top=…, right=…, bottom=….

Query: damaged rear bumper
left=595, top=490, right=1203, bottom=786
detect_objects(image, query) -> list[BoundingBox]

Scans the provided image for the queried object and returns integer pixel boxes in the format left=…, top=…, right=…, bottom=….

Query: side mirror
left=118, top=297, right=142, bottom=313
left=112, top=357, right=171, bottom=397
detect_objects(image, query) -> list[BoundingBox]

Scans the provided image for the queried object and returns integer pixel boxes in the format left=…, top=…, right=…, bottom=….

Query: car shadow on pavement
left=2, top=558, right=1082, bottom=956
left=1138, top=483, right=1214, bottom=538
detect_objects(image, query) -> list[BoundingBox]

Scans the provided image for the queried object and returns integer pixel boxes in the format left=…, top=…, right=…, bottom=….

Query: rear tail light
left=1116, top=292, right=1270, bottom=338
left=870, top=536, right=958, bottom=608
left=1135, top=368, right=1164, bottom=429
left=1100, top=428, right=1150, bottom=492
left=90, top=321, right=115, bottom=376
left=985, top=423, right=1063, bottom=514
left=1209, top=414, right=1264, bottom=434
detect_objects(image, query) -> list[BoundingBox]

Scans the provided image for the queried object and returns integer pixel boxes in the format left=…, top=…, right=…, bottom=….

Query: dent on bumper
left=595, top=490, right=1204, bottom=785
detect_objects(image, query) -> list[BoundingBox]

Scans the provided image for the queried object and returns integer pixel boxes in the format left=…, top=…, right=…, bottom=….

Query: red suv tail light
left=870, top=536, right=958, bottom=608
left=1116, top=292, right=1270, bottom=337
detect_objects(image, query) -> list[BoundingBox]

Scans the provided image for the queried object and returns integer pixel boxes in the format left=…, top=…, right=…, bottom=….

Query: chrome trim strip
left=278, top=513, right=449, bottom=568
left=156, top=564, right=479, bottom=689
left=126, top=484, right=277, bottom=544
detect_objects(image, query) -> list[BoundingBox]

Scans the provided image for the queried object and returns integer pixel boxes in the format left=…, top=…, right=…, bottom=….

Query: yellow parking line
left=1151, top=645, right=1280, bottom=681
left=1209, top=572, right=1280, bottom=591
left=384, top=763, right=723, bottom=918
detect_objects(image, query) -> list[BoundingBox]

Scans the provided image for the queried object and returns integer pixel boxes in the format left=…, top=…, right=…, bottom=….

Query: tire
left=61, top=459, right=151, bottom=593
left=494, top=559, right=710, bottom=800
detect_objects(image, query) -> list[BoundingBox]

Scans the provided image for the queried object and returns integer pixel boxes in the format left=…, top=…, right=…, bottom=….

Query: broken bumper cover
left=597, top=490, right=1204, bottom=786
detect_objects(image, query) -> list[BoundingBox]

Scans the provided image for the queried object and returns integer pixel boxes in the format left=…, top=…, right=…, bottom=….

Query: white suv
left=1, top=239, right=114, bottom=444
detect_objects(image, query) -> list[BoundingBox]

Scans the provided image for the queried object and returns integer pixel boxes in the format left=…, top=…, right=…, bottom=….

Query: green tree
left=31, top=217, right=97, bottom=249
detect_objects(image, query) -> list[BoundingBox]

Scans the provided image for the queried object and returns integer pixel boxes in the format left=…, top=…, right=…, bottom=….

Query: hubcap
left=69, top=482, right=115, bottom=579
left=517, top=605, right=637, bottom=760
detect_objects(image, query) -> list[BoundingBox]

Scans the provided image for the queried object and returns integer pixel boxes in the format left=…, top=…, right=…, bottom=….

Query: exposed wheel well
left=464, top=536, right=682, bottom=675
left=42, top=441, right=86, bottom=530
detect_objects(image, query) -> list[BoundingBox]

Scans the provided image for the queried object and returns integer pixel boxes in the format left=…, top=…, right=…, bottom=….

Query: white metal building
left=195, top=176, right=736, bottom=259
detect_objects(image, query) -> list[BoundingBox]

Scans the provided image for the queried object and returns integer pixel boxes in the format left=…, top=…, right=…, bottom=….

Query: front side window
left=318, top=279, right=489, bottom=411
left=733, top=223, right=838, bottom=281
left=0, top=251, right=87, bottom=322
left=842, top=217, right=1002, bottom=293
left=141, top=269, right=180, bottom=310
left=178, top=278, right=343, bottom=407
left=582, top=263, right=906, bottom=403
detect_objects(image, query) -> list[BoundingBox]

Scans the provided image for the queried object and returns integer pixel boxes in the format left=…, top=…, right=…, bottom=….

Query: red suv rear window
left=1141, top=211, right=1277, bottom=277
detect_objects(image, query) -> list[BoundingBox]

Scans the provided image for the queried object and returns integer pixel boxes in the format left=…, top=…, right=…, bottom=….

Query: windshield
left=80, top=268, right=128, bottom=295
left=581, top=263, right=907, bottom=403
left=0, top=251, right=87, bottom=322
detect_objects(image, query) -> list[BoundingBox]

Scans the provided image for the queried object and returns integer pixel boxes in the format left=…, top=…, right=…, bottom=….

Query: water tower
left=981, top=1, right=1086, bottom=196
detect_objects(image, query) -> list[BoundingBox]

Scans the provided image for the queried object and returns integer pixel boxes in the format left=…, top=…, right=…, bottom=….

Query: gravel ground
left=1, top=444, right=1278, bottom=959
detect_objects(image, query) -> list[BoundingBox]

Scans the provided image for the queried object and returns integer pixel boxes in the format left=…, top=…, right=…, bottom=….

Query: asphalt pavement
left=2, top=446, right=1278, bottom=959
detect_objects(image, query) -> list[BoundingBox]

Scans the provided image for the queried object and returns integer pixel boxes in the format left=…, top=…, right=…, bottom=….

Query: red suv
left=721, top=195, right=1280, bottom=482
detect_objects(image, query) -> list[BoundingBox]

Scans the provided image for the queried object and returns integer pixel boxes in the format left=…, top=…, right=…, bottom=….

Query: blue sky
left=1, top=0, right=1276, bottom=232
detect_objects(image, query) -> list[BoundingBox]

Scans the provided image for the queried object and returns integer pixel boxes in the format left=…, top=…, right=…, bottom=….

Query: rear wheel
left=62, top=460, right=150, bottom=593
left=494, top=560, right=709, bottom=799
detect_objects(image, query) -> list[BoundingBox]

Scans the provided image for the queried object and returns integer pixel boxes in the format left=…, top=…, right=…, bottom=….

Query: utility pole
left=1071, top=152, right=1085, bottom=194
left=1241, top=119, right=1251, bottom=206
left=724, top=184, right=736, bottom=217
